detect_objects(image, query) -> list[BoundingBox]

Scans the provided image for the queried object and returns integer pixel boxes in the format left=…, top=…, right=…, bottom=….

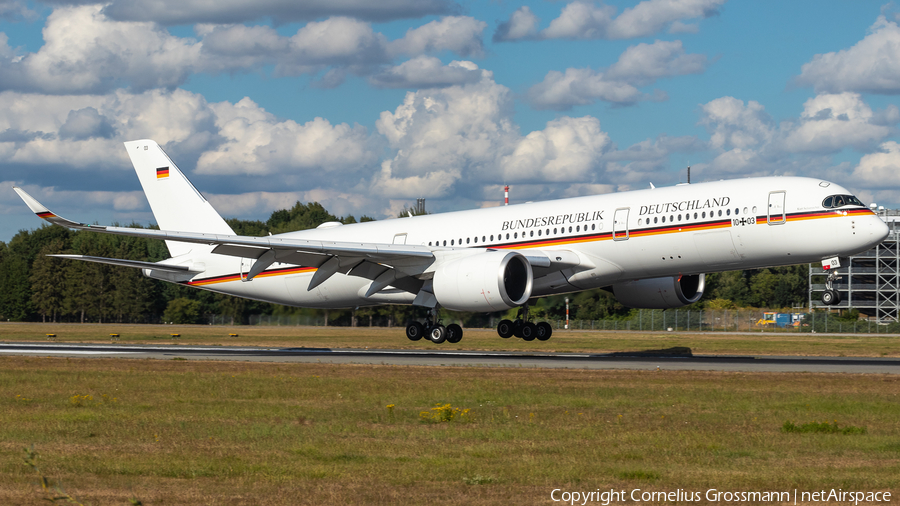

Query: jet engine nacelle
left=612, top=274, right=705, bottom=309
left=432, top=251, right=533, bottom=312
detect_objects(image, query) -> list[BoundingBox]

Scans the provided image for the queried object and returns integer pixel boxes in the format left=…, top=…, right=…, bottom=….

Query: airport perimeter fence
left=230, top=309, right=900, bottom=334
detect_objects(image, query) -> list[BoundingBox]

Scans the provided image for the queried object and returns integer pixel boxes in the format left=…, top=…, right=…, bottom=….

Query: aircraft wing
left=14, top=187, right=584, bottom=295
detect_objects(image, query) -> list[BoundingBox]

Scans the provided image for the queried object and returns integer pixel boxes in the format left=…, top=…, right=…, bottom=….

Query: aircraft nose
left=867, top=215, right=890, bottom=244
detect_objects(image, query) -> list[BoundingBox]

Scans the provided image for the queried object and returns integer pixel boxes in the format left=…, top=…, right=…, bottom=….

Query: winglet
left=12, top=187, right=101, bottom=231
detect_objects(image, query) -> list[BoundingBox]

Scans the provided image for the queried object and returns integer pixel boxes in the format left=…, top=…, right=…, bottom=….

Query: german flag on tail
left=156, top=167, right=169, bottom=179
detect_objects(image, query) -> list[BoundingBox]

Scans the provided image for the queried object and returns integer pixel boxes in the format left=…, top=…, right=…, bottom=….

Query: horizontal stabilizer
left=49, top=254, right=200, bottom=273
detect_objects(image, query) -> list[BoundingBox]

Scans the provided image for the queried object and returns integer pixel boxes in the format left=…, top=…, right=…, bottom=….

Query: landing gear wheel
left=497, top=319, right=514, bottom=338
left=821, top=290, right=837, bottom=305
left=446, top=324, right=463, bottom=343
left=833, top=290, right=842, bottom=304
left=536, top=322, right=552, bottom=341
left=406, top=322, right=425, bottom=341
left=513, top=319, right=524, bottom=338
left=428, top=325, right=447, bottom=344
left=521, top=322, right=537, bottom=341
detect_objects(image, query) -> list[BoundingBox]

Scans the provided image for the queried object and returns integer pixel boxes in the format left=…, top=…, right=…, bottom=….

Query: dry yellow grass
left=1, top=356, right=898, bottom=505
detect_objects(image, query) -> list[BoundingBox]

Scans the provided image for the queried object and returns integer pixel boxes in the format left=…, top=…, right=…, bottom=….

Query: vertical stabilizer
left=125, top=140, right=235, bottom=257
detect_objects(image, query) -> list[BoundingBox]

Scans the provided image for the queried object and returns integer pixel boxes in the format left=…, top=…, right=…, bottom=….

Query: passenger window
left=576, top=225, right=580, bottom=232
left=662, top=216, right=666, bottom=223
left=718, top=210, right=722, bottom=217
left=678, top=214, right=682, bottom=221
left=514, top=232, right=517, bottom=239
left=592, top=224, right=595, bottom=230
left=654, top=217, right=658, bottom=224
left=734, top=208, right=739, bottom=215
left=451, top=239, right=455, bottom=245
left=443, top=240, right=446, bottom=246
left=482, top=236, right=485, bottom=242
left=568, top=226, right=573, bottom=233
left=693, top=213, right=697, bottom=219
left=702, top=211, right=706, bottom=218
left=467, top=237, right=470, bottom=244
left=538, top=229, right=542, bottom=236
left=726, top=209, right=731, bottom=216
left=506, top=233, right=510, bottom=239
left=553, top=228, right=557, bottom=234
left=530, top=230, right=534, bottom=237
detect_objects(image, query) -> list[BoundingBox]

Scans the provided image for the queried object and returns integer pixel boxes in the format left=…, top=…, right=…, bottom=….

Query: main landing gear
left=496, top=305, right=552, bottom=342
left=821, top=270, right=843, bottom=306
left=406, top=307, right=462, bottom=345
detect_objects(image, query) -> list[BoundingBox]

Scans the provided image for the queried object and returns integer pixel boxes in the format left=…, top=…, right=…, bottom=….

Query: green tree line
left=0, top=201, right=809, bottom=325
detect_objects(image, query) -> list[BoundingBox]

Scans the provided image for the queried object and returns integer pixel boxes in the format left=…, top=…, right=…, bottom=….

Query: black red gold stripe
left=184, top=265, right=316, bottom=286
left=156, top=167, right=170, bottom=179
left=491, top=207, right=874, bottom=250
left=36, top=211, right=56, bottom=219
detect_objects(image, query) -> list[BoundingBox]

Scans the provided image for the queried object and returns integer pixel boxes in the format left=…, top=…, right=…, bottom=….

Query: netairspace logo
left=549, top=488, right=892, bottom=505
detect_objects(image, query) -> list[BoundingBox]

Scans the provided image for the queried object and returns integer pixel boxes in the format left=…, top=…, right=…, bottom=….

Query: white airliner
left=14, top=140, right=889, bottom=343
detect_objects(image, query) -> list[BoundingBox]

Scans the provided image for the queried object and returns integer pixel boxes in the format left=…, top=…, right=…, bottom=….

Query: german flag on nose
left=156, top=167, right=169, bottom=179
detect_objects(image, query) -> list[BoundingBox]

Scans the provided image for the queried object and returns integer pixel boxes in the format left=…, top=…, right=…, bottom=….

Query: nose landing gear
left=496, top=304, right=552, bottom=342
left=821, top=271, right=843, bottom=306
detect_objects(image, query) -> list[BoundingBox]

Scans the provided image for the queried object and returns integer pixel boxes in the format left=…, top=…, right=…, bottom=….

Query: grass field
left=2, top=322, right=900, bottom=357
left=1, top=353, right=899, bottom=505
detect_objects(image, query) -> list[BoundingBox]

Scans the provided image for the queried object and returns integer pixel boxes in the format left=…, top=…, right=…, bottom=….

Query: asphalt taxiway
left=0, top=343, right=898, bottom=373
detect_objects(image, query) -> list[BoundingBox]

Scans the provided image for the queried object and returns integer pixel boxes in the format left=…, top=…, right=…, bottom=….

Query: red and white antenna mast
left=504, top=185, right=509, bottom=206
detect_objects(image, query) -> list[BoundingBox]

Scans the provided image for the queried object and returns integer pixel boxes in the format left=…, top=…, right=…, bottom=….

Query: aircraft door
left=393, top=233, right=407, bottom=245
left=767, top=191, right=786, bottom=225
left=613, top=208, right=629, bottom=240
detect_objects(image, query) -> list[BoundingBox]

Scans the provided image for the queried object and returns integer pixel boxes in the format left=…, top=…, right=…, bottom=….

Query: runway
left=1, top=342, right=898, bottom=373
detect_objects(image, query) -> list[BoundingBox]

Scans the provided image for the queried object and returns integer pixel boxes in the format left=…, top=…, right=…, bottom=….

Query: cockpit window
left=823, top=194, right=864, bottom=208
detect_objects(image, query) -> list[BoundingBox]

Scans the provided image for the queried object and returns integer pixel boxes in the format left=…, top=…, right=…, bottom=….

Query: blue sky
left=1, top=0, right=898, bottom=243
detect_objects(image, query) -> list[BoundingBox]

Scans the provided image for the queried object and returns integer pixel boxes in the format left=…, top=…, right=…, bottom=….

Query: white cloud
left=0, top=5, right=201, bottom=94
left=527, top=40, right=708, bottom=110
left=388, top=16, right=486, bottom=58
left=369, top=57, right=485, bottom=89
left=495, top=0, right=725, bottom=42
left=698, top=96, right=774, bottom=150
left=0, top=89, right=220, bottom=172
left=197, top=97, right=377, bottom=176
left=781, top=93, right=891, bottom=153
left=695, top=93, right=898, bottom=185
left=606, top=40, right=708, bottom=86
left=0, top=0, right=35, bottom=22
left=606, top=0, right=725, bottom=39
left=99, top=0, right=461, bottom=25
left=797, top=15, right=900, bottom=94
left=541, top=2, right=616, bottom=40
left=0, top=8, right=488, bottom=96
left=527, top=68, right=645, bottom=111
left=499, top=116, right=611, bottom=182
left=371, top=70, right=660, bottom=202
left=492, top=6, right=540, bottom=42
left=850, top=141, right=900, bottom=188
